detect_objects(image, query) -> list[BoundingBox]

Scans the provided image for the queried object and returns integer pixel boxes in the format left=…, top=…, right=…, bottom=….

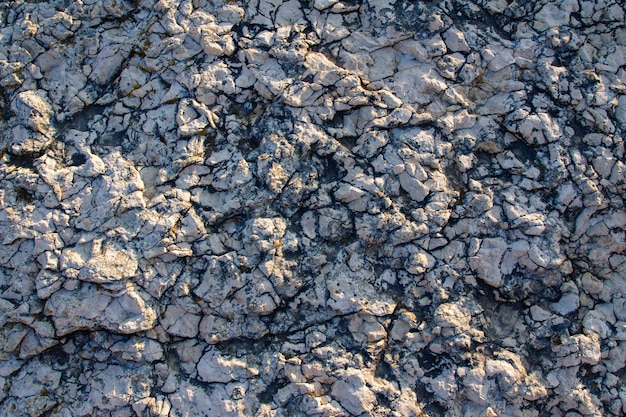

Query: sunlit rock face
left=1, top=0, right=625, bottom=415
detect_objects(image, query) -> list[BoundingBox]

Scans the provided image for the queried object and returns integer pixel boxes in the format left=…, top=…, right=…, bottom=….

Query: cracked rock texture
left=1, top=0, right=625, bottom=416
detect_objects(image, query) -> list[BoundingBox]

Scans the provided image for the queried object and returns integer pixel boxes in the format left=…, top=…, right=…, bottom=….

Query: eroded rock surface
left=1, top=0, right=625, bottom=415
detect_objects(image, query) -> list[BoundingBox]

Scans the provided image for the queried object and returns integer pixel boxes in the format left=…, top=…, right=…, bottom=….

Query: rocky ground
left=0, top=0, right=625, bottom=416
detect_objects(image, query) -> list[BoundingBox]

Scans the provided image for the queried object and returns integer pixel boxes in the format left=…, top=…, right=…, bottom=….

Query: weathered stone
left=78, top=244, right=138, bottom=285
left=331, top=369, right=376, bottom=415
left=197, top=348, right=259, bottom=384
left=45, top=283, right=156, bottom=336
left=11, top=90, right=53, bottom=134
left=0, top=0, right=624, bottom=415
left=469, top=238, right=507, bottom=288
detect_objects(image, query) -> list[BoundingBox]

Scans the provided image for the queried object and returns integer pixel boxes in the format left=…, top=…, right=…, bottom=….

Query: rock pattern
left=0, top=0, right=625, bottom=415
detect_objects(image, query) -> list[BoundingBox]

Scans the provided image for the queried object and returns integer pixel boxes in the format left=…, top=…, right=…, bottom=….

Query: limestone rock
left=197, top=348, right=259, bottom=383
left=469, top=238, right=507, bottom=288
left=1, top=0, right=625, bottom=415
left=78, top=244, right=138, bottom=285
left=44, top=283, right=156, bottom=336
left=11, top=90, right=53, bottom=134
left=331, top=369, right=376, bottom=415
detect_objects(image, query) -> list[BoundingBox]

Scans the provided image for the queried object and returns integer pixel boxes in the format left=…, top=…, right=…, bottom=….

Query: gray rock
left=11, top=90, right=53, bottom=134
left=197, top=348, right=259, bottom=384
left=330, top=369, right=376, bottom=415
left=78, top=244, right=138, bottom=285
left=45, top=283, right=156, bottom=336
left=1, top=0, right=625, bottom=415
left=469, top=237, right=507, bottom=288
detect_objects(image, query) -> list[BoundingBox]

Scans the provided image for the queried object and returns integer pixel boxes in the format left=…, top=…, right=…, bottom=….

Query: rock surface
left=1, top=0, right=625, bottom=415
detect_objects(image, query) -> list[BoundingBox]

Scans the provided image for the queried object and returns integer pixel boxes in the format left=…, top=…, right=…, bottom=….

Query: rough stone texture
left=0, top=0, right=625, bottom=415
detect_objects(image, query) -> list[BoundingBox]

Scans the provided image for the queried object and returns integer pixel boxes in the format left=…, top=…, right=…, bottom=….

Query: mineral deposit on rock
left=0, top=0, right=625, bottom=416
